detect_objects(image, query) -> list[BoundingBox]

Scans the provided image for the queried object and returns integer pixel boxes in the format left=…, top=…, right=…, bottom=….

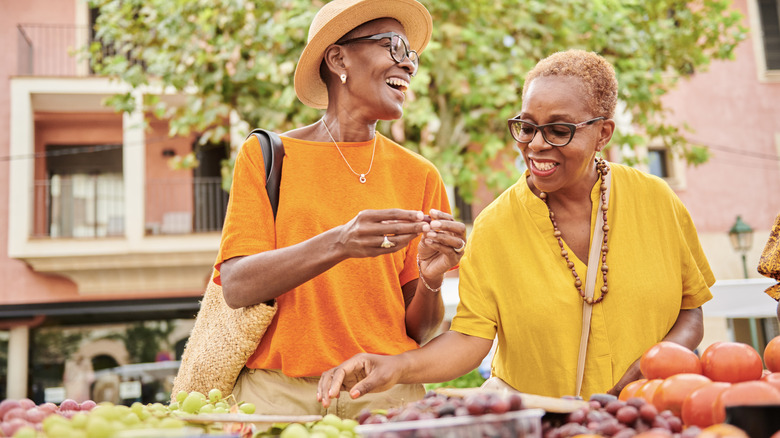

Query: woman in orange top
left=215, top=0, right=466, bottom=418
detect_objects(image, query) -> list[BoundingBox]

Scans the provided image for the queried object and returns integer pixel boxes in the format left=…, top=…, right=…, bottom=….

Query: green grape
left=45, top=423, right=74, bottom=438
left=181, top=393, right=206, bottom=414
left=239, top=402, right=256, bottom=414
left=215, top=401, right=229, bottom=410
left=280, top=423, right=310, bottom=438
left=321, top=414, right=342, bottom=428
left=122, top=412, right=142, bottom=425
left=71, top=412, right=89, bottom=429
left=91, top=405, right=120, bottom=421
left=176, top=390, right=189, bottom=403
left=130, top=402, right=144, bottom=415
left=199, top=403, right=215, bottom=414
left=208, top=388, right=222, bottom=403
left=168, top=402, right=179, bottom=411
left=43, top=413, right=70, bottom=431
left=309, top=432, right=328, bottom=438
left=12, top=426, right=36, bottom=438
left=312, top=424, right=340, bottom=438
left=159, top=417, right=186, bottom=429
left=85, top=416, right=112, bottom=438
left=339, top=419, right=358, bottom=431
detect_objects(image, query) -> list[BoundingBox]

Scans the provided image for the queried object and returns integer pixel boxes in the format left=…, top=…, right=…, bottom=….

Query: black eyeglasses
left=336, top=32, right=419, bottom=75
left=507, top=117, right=605, bottom=147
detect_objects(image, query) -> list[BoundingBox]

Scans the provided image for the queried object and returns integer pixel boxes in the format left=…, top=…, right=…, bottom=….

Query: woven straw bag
left=758, top=212, right=780, bottom=300
left=172, top=278, right=277, bottom=397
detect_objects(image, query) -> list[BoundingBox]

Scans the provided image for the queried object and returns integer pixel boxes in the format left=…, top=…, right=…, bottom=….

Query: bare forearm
left=610, top=307, right=704, bottom=395
left=221, top=227, right=346, bottom=308
left=404, top=278, right=445, bottom=345
left=397, top=331, right=492, bottom=384
left=662, top=307, right=704, bottom=350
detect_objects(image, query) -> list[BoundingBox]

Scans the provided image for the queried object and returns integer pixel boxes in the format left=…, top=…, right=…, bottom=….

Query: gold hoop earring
left=340, top=74, right=347, bottom=84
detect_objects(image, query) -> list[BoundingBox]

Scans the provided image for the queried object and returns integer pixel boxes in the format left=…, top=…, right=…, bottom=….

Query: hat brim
left=294, top=0, right=433, bottom=109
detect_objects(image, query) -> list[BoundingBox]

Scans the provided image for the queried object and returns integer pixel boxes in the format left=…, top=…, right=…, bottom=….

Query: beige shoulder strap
left=575, top=167, right=612, bottom=396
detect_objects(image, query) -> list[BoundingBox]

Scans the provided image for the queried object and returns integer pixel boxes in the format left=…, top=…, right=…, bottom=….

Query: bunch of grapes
left=169, top=388, right=255, bottom=416
left=543, top=393, right=702, bottom=438
left=357, top=391, right=524, bottom=425
left=254, top=414, right=358, bottom=438
left=0, top=396, right=188, bottom=438
left=0, top=388, right=260, bottom=437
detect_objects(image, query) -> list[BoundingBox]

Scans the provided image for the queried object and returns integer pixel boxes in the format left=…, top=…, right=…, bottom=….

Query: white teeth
left=386, top=77, right=409, bottom=92
left=533, top=160, right=557, bottom=171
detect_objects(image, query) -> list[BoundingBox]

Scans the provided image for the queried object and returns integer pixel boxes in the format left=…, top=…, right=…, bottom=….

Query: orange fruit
left=640, top=341, right=701, bottom=379
left=765, top=335, right=780, bottom=373
left=619, top=379, right=648, bottom=401
left=652, top=373, right=711, bottom=416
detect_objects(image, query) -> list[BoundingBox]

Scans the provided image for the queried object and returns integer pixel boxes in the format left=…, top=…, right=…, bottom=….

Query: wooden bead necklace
left=540, top=158, right=610, bottom=304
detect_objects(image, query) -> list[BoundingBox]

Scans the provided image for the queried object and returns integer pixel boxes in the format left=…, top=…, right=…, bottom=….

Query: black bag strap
left=247, top=129, right=285, bottom=219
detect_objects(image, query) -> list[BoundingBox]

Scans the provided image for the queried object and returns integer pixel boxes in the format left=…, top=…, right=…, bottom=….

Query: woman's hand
left=317, top=353, right=405, bottom=408
left=336, top=209, right=429, bottom=260
left=417, top=209, right=468, bottom=281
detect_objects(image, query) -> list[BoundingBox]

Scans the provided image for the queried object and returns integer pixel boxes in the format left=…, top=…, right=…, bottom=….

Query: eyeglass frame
left=507, top=116, right=606, bottom=147
left=335, top=32, right=419, bottom=75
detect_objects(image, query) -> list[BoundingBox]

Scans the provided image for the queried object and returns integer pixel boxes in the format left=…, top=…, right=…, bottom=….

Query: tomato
left=636, top=378, right=664, bottom=404
left=712, top=380, right=780, bottom=424
left=700, top=342, right=763, bottom=383
left=640, top=341, right=701, bottom=379
left=698, top=424, right=749, bottom=438
left=761, top=372, right=780, bottom=392
left=681, top=382, right=731, bottom=428
left=652, top=373, right=712, bottom=417
left=619, top=379, right=648, bottom=401
left=765, top=335, right=780, bottom=373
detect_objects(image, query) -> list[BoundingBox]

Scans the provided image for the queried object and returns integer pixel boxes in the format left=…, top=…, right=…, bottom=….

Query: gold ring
left=453, top=239, right=466, bottom=253
left=381, top=235, right=395, bottom=249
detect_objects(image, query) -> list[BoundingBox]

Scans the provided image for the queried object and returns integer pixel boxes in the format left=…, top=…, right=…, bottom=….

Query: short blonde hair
left=522, top=50, right=618, bottom=119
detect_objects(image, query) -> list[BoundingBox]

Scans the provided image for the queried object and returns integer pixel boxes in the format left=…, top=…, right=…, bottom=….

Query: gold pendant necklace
left=540, top=158, right=610, bottom=304
left=322, top=120, right=376, bottom=184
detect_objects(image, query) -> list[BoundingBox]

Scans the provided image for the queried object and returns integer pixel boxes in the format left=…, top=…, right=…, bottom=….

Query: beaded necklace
left=540, top=158, right=610, bottom=304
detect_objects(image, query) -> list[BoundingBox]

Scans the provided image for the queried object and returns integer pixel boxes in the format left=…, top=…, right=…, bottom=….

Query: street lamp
left=728, top=215, right=758, bottom=351
left=729, top=215, right=754, bottom=279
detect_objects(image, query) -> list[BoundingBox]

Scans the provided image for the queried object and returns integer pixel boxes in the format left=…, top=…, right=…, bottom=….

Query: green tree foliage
left=88, top=0, right=745, bottom=200
left=118, top=321, right=176, bottom=364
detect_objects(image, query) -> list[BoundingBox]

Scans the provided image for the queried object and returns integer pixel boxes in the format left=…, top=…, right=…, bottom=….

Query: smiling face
left=324, top=18, right=416, bottom=121
left=517, top=75, right=614, bottom=196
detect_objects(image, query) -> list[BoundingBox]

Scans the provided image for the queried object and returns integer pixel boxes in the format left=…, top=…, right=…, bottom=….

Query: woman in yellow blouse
left=317, top=50, right=715, bottom=402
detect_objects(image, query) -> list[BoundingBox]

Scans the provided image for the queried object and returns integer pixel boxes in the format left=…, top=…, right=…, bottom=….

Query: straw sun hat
left=294, top=0, right=433, bottom=109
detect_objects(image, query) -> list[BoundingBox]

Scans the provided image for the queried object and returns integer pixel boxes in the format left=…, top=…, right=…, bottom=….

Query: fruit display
left=354, top=390, right=543, bottom=437
left=0, top=389, right=327, bottom=438
left=542, top=393, right=693, bottom=438
left=609, top=337, right=780, bottom=435
left=5, top=336, right=780, bottom=438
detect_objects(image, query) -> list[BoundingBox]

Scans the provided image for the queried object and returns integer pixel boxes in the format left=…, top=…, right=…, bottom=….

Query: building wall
left=0, top=1, right=83, bottom=307
left=662, top=0, right=780, bottom=281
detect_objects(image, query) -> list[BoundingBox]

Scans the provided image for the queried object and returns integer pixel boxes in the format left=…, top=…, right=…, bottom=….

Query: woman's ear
left=595, top=119, right=616, bottom=152
left=322, top=45, right=347, bottom=81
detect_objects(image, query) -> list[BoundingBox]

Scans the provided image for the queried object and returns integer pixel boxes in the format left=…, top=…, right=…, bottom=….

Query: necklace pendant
left=359, top=174, right=367, bottom=184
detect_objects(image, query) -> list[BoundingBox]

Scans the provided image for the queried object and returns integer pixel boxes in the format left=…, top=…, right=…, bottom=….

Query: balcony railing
left=32, top=176, right=227, bottom=238
left=17, top=24, right=120, bottom=77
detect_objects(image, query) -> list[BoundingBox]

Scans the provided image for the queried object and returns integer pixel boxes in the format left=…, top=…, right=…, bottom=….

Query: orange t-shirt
left=214, top=133, right=451, bottom=377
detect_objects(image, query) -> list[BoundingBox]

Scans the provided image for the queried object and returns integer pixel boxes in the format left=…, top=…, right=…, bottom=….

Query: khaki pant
left=233, top=368, right=425, bottom=420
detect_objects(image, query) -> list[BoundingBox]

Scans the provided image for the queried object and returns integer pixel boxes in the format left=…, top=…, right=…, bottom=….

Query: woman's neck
left=319, top=114, right=377, bottom=142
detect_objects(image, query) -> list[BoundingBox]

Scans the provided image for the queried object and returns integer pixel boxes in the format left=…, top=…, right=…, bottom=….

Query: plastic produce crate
left=354, top=408, right=544, bottom=438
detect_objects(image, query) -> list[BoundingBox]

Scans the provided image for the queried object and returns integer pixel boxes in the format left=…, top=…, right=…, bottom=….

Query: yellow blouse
left=451, top=163, right=715, bottom=398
